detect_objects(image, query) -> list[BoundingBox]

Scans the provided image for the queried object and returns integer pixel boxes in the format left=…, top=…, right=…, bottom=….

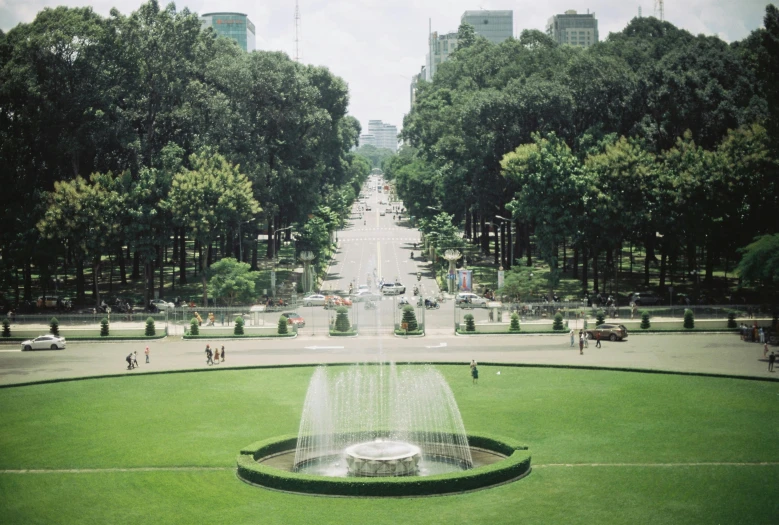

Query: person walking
left=144, top=346, right=150, bottom=363
left=132, top=351, right=139, bottom=368
left=214, top=347, right=220, bottom=364
left=126, top=353, right=134, bottom=370
left=579, top=332, right=584, bottom=355
left=205, top=344, right=213, bottom=366
left=769, top=351, right=775, bottom=372
left=569, top=329, right=575, bottom=347
left=221, top=345, right=225, bottom=363
left=764, top=342, right=769, bottom=358
left=595, top=331, right=601, bottom=348
left=470, top=360, right=479, bottom=385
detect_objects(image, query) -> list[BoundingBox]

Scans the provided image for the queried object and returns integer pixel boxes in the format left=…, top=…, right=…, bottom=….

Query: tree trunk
left=593, top=249, right=600, bottom=294
left=93, top=257, right=102, bottom=307
left=493, top=224, right=500, bottom=266
left=75, top=259, right=85, bottom=304
left=118, top=248, right=127, bottom=285
left=480, top=213, right=489, bottom=254
left=158, top=244, right=164, bottom=297
left=659, top=245, right=668, bottom=291
left=465, top=206, right=472, bottom=240
left=172, top=229, right=179, bottom=264
left=251, top=239, right=258, bottom=271
left=201, top=245, right=209, bottom=308
left=132, top=250, right=140, bottom=280
left=23, top=258, right=33, bottom=301
left=179, top=227, right=187, bottom=284
left=266, top=218, right=275, bottom=259
left=581, top=245, right=589, bottom=293
left=572, top=246, right=579, bottom=279
left=704, top=239, right=715, bottom=284
left=513, top=221, right=521, bottom=263
left=562, top=240, right=567, bottom=272
left=525, top=225, right=532, bottom=267
left=108, top=255, right=114, bottom=295
left=206, top=242, right=213, bottom=267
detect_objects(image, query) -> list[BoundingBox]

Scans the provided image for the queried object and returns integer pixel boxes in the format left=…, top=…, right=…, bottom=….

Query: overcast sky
left=0, top=1, right=770, bottom=135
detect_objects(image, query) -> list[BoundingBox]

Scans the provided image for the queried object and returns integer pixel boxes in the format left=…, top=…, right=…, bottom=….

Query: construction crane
left=654, top=0, right=665, bottom=21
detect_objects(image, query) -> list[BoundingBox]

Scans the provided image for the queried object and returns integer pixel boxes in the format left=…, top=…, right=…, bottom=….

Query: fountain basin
left=345, top=440, right=421, bottom=477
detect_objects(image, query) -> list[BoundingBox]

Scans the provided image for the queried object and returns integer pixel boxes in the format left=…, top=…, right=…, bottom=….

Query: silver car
left=21, top=335, right=66, bottom=351
left=455, top=293, right=488, bottom=308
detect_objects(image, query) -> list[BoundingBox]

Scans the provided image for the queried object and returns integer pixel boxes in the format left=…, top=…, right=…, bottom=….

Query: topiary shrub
left=464, top=314, right=475, bottom=332
left=553, top=312, right=564, bottom=331
left=401, top=305, right=418, bottom=332
left=190, top=317, right=200, bottom=335
left=145, top=316, right=156, bottom=336
left=277, top=315, right=289, bottom=335
left=100, top=317, right=109, bottom=337
left=49, top=317, right=59, bottom=336
left=335, top=306, right=351, bottom=332
left=640, top=311, right=651, bottom=329
left=2, top=318, right=10, bottom=338
left=509, top=313, right=520, bottom=332
left=684, top=308, right=695, bottom=329
left=727, top=311, right=737, bottom=329
left=595, top=309, right=605, bottom=325
left=234, top=316, right=245, bottom=335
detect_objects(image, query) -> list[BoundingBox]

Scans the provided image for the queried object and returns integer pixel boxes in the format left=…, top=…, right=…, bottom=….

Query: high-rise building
left=361, top=121, right=398, bottom=152
left=546, top=10, right=599, bottom=48
left=425, top=31, right=459, bottom=81
left=410, top=65, right=427, bottom=108
left=200, top=12, right=256, bottom=52
left=460, top=10, right=513, bottom=44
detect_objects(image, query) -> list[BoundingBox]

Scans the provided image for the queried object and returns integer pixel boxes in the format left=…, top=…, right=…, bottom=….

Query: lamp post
left=495, top=215, right=512, bottom=270
left=443, top=250, right=461, bottom=295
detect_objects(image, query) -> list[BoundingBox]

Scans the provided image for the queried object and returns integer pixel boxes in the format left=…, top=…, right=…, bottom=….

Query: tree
left=641, top=311, right=651, bottom=329
left=509, top=312, right=520, bottom=332
left=234, top=316, right=244, bottom=335
left=189, top=318, right=199, bottom=335
left=334, top=306, right=351, bottom=332
left=736, top=234, right=779, bottom=288
left=145, top=316, right=155, bottom=336
left=498, top=266, right=545, bottom=302
left=168, top=150, right=260, bottom=306
left=277, top=315, right=288, bottom=335
left=463, top=313, right=475, bottom=332
left=684, top=309, right=695, bottom=329
left=208, top=258, right=261, bottom=307
left=401, top=305, right=418, bottom=332
left=100, top=317, right=109, bottom=337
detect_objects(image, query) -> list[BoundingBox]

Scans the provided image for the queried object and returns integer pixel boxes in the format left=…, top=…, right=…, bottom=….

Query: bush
left=145, top=317, right=156, bottom=336
left=2, top=318, right=10, bottom=338
left=335, top=306, right=351, bottom=332
left=509, top=313, right=520, bottom=332
left=49, top=317, right=59, bottom=336
left=100, top=317, right=109, bottom=337
left=684, top=308, right=695, bottom=329
left=727, top=311, right=737, bottom=329
left=464, top=314, right=475, bottom=332
left=595, top=309, right=605, bottom=325
left=277, top=315, right=289, bottom=335
left=234, top=316, right=245, bottom=335
left=190, top=318, right=200, bottom=336
left=553, top=312, right=564, bottom=331
left=640, top=311, right=651, bottom=329
left=401, top=305, right=418, bottom=332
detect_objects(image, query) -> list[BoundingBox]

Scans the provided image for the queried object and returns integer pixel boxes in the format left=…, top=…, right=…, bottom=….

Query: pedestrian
left=144, top=345, right=150, bottom=364
left=132, top=351, right=139, bottom=368
left=579, top=332, right=584, bottom=355
left=488, top=309, right=494, bottom=322
left=583, top=331, right=588, bottom=348
left=759, top=327, right=765, bottom=344
left=769, top=351, right=775, bottom=372
left=470, top=360, right=479, bottom=384
left=126, top=353, right=133, bottom=370
left=764, top=342, right=769, bottom=358
left=569, top=329, right=575, bottom=347
left=630, top=302, right=636, bottom=320
left=205, top=344, right=213, bottom=365
left=221, top=345, right=225, bottom=363
left=214, top=347, right=220, bottom=364
left=595, top=331, right=601, bottom=348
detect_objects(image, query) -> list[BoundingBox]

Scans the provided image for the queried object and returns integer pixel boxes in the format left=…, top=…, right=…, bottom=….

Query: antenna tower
left=654, top=0, right=664, bottom=21
left=638, top=6, right=642, bottom=18
left=294, top=0, right=301, bottom=61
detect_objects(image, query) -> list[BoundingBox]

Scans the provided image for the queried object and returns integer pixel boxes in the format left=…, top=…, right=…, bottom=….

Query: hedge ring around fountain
left=236, top=364, right=531, bottom=497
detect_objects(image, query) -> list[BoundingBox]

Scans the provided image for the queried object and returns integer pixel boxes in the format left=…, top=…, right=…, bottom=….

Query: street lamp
left=495, top=215, right=512, bottom=270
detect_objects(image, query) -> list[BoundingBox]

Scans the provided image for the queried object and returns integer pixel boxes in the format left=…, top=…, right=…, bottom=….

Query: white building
left=546, top=10, right=599, bottom=48
left=461, top=10, right=513, bottom=44
left=366, top=121, right=398, bottom=152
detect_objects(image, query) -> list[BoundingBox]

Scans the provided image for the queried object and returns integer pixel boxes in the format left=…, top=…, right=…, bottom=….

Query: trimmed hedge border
left=329, top=330, right=358, bottom=337
left=182, top=333, right=296, bottom=340
left=236, top=433, right=531, bottom=497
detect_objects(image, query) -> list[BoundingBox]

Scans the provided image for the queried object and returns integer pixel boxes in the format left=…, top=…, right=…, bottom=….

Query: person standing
left=470, top=360, right=479, bottom=384
left=579, top=332, right=584, bottom=355
left=214, top=347, right=220, bottom=364
left=769, top=351, right=775, bottom=372
left=144, top=346, right=150, bottom=363
left=221, top=345, right=225, bottom=363
left=569, top=329, right=575, bottom=347
left=595, top=331, right=601, bottom=348
left=132, top=351, right=139, bottom=368
left=759, top=327, right=765, bottom=344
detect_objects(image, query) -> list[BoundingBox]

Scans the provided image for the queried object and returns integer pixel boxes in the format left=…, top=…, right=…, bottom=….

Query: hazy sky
left=0, top=0, right=770, bottom=135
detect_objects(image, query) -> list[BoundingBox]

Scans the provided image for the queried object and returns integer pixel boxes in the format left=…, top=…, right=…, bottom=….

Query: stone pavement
left=0, top=331, right=776, bottom=387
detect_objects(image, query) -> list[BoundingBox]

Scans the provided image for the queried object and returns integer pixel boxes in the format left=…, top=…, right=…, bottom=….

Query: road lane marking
left=303, top=346, right=345, bottom=350
left=424, top=343, right=448, bottom=349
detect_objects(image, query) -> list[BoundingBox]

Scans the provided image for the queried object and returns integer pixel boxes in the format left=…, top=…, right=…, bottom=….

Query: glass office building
left=546, top=10, right=599, bottom=48
left=460, top=10, right=513, bottom=44
left=200, top=12, right=256, bottom=52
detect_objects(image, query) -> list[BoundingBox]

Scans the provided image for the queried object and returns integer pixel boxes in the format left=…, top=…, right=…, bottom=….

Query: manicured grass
left=0, top=366, right=777, bottom=523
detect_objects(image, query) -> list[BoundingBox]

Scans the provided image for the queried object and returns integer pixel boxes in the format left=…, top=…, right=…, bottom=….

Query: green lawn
left=0, top=366, right=777, bottom=524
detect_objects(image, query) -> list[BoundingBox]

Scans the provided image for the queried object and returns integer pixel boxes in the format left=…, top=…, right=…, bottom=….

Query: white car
left=150, top=299, right=174, bottom=311
left=455, top=293, right=488, bottom=308
left=381, top=283, right=406, bottom=295
left=352, top=290, right=381, bottom=302
left=21, top=335, right=66, bottom=351
left=302, top=294, right=327, bottom=307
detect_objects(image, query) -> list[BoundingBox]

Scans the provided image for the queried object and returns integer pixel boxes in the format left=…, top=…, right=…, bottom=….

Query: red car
left=281, top=312, right=305, bottom=328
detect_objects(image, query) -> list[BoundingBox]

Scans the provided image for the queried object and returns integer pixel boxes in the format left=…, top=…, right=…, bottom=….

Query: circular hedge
left=236, top=433, right=531, bottom=497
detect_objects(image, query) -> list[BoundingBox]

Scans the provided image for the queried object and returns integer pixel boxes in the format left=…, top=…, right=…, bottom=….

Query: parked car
left=381, top=283, right=406, bottom=295
left=281, top=312, right=305, bottom=328
left=302, top=294, right=327, bottom=307
left=21, top=335, right=66, bottom=351
left=149, top=299, right=175, bottom=312
left=455, top=292, right=488, bottom=308
left=380, top=211, right=386, bottom=216
left=586, top=324, right=629, bottom=342
left=629, top=292, right=663, bottom=306
left=352, top=290, right=381, bottom=302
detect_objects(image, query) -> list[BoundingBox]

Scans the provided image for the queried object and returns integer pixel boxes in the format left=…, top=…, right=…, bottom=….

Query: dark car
left=629, top=292, right=663, bottom=306
left=586, top=324, right=628, bottom=342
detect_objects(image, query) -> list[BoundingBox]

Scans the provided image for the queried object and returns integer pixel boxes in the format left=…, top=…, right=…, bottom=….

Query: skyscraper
left=461, top=10, right=513, bottom=44
left=362, top=121, right=398, bottom=152
left=425, top=30, right=459, bottom=81
left=546, top=10, right=599, bottom=48
left=200, top=12, right=256, bottom=52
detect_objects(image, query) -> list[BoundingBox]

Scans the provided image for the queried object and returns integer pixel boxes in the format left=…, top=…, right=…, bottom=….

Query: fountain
left=293, top=364, right=473, bottom=477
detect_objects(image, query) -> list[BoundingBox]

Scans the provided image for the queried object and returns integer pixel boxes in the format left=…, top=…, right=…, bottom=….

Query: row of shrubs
left=1, top=316, right=157, bottom=337
left=236, top=433, right=531, bottom=497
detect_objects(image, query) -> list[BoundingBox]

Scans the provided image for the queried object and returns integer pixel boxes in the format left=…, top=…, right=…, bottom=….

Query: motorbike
left=413, top=286, right=419, bottom=296
left=424, top=298, right=440, bottom=310
left=398, top=297, right=410, bottom=308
